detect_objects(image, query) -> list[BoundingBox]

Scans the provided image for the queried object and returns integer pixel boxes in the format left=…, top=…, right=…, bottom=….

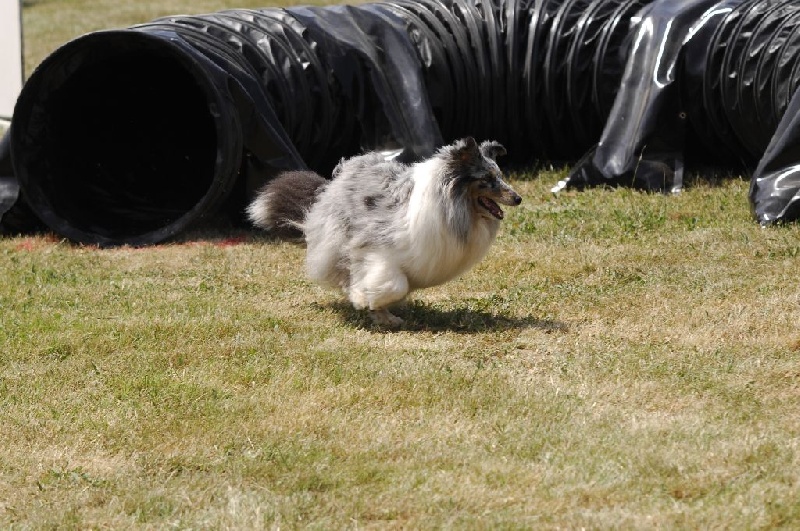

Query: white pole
left=0, top=0, right=24, bottom=125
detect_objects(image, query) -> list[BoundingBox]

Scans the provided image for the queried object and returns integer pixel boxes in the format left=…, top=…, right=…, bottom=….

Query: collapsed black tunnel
left=3, top=0, right=800, bottom=246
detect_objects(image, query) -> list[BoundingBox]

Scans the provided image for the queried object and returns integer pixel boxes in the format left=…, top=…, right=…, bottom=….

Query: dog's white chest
left=402, top=163, right=497, bottom=289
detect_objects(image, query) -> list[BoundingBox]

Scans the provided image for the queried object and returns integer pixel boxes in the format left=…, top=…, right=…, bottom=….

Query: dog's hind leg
left=348, top=255, right=409, bottom=327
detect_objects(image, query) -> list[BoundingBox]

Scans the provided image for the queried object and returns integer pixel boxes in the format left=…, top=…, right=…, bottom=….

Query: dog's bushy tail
left=246, top=170, right=328, bottom=239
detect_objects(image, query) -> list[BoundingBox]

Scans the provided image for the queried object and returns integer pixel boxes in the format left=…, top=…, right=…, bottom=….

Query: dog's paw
left=369, top=308, right=404, bottom=328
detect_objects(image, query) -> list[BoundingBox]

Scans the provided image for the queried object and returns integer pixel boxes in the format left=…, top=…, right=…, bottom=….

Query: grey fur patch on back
left=305, top=153, right=414, bottom=251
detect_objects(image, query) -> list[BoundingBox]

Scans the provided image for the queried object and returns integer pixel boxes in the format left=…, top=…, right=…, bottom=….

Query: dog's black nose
left=513, top=194, right=522, bottom=205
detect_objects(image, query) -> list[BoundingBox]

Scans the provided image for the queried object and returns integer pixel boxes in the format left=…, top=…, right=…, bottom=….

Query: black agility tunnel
left=4, top=0, right=800, bottom=246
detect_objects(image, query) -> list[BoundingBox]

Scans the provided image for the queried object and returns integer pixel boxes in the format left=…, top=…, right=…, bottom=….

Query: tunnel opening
left=11, top=31, right=235, bottom=245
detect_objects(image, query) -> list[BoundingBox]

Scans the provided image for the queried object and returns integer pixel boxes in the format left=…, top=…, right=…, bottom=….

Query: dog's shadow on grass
left=322, top=300, right=568, bottom=334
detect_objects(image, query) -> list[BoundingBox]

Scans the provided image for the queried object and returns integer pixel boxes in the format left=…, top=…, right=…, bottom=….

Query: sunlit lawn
left=2, top=1, right=799, bottom=528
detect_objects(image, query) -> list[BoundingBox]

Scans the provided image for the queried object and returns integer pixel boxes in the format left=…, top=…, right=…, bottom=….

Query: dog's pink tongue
left=479, top=197, right=504, bottom=219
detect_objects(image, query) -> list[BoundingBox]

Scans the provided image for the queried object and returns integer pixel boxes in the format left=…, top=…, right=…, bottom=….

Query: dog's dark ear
left=454, top=136, right=481, bottom=163
left=480, top=140, right=507, bottom=161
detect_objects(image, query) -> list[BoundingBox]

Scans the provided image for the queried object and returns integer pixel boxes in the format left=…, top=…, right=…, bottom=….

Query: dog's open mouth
left=478, top=197, right=504, bottom=220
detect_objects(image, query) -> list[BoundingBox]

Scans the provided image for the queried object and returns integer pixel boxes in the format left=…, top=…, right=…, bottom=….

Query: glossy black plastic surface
left=5, top=0, right=800, bottom=243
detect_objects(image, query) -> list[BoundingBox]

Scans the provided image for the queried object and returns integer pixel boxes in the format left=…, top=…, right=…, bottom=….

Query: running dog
left=246, top=137, right=521, bottom=326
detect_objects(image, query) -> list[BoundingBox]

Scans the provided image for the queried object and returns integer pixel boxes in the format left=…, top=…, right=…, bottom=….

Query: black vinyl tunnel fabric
left=564, top=0, right=800, bottom=224
left=5, top=0, right=800, bottom=245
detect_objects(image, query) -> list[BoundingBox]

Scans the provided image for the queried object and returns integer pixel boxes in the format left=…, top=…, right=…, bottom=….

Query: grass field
left=3, top=1, right=800, bottom=529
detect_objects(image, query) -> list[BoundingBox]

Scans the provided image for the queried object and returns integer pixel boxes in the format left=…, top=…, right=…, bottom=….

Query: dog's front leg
left=368, top=308, right=405, bottom=328
left=348, top=254, right=409, bottom=327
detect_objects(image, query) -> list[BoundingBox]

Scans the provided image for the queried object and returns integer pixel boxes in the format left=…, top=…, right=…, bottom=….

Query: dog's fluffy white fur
left=247, top=137, right=521, bottom=326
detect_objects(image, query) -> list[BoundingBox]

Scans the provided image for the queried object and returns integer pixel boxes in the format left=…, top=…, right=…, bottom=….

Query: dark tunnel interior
left=16, top=40, right=221, bottom=243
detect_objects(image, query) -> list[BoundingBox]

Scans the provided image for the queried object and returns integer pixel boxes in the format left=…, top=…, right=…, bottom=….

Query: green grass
left=3, top=174, right=800, bottom=528
left=3, top=1, right=800, bottom=528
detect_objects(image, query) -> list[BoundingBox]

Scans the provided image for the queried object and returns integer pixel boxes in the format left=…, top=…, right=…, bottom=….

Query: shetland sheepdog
left=246, top=137, right=521, bottom=326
